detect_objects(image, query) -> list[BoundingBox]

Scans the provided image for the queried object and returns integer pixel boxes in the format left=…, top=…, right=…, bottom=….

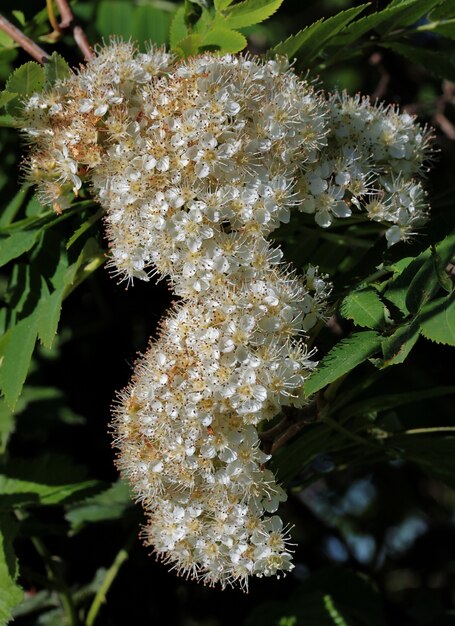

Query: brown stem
left=55, top=0, right=74, bottom=29
left=0, top=13, right=49, bottom=64
left=73, top=25, right=94, bottom=62
left=261, top=400, right=320, bottom=454
left=55, top=0, right=94, bottom=61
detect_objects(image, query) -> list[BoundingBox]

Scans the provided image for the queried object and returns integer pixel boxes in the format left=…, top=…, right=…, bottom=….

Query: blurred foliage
left=0, top=0, right=454, bottom=625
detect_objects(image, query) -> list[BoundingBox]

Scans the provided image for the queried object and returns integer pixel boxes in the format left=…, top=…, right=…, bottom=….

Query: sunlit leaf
left=340, top=287, right=385, bottom=329
left=304, top=331, right=381, bottom=397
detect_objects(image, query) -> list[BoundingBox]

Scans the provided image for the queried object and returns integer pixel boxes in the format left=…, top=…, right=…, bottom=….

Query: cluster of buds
left=19, top=42, right=431, bottom=588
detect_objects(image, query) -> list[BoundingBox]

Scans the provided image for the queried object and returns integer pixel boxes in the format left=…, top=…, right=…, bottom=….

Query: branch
left=55, top=0, right=94, bottom=62
left=260, top=401, right=319, bottom=454
left=0, top=13, right=49, bottom=64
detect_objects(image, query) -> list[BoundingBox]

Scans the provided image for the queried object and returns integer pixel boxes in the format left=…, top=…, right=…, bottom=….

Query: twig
left=0, top=13, right=49, bottom=64
left=261, top=401, right=320, bottom=454
left=85, top=534, right=135, bottom=626
left=46, top=0, right=60, bottom=34
left=55, top=0, right=94, bottom=61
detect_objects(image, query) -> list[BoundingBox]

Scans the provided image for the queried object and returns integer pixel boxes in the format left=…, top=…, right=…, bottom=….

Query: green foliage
left=170, top=0, right=284, bottom=56
left=44, top=52, right=71, bottom=86
left=2, top=61, right=44, bottom=115
left=419, top=294, right=455, bottom=346
left=0, top=514, right=23, bottom=625
left=304, top=332, right=382, bottom=397
left=271, top=5, right=368, bottom=64
left=0, top=0, right=454, bottom=624
left=340, top=287, right=385, bottom=330
left=65, top=480, right=134, bottom=533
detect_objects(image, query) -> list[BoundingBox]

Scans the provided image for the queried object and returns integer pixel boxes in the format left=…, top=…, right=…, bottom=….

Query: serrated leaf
left=66, top=208, right=103, bottom=249
left=170, top=6, right=188, bottom=49
left=221, top=0, right=284, bottom=30
left=131, top=5, right=172, bottom=47
left=65, top=480, right=134, bottom=533
left=37, top=238, right=103, bottom=349
left=214, top=0, right=235, bottom=9
left=0, top=455, right=101, bottom=508
left=0, top=188, right=28, bottom=228
left=381, top=320, right=420, bottom=366
left=0, top=91, right=16, bottom=109
left=304, top=331, right=381, bottom=397
left=5, top=62, right=45, bottom=116
left=0, top=308, right=40, bottom=409
left=341, top=287, right=385, bottom=329
left=419, top=293, right=455, bottom=346
left=44, top=52, right=71, bottom=86
left=378, top=0, right=445, bottom=31
left=0, top=514, right=23, bottom=624
left=405, top=230, right=455, bottom=314
left=0, top=228, right=42, bottom=268
left=200, top=27, right=247, bottom=52
left=272, top=5, right=368, bottom=63
left=329, top=0, right=439, bottom=49
left=382, top=42, right=455, bottom=82
left=174, top=33, right=203, bottom=57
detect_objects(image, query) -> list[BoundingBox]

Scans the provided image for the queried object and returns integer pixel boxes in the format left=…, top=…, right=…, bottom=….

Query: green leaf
left=44, top=52, right=71, bottom=86
left=65, top=480, right=134, bottom=533
left=0, top=455, right=101, bottom=508
left=220, top=0, right=284, bottom=30
left=431, top=22, right=455, bottom=41
left=419, top=293, right=455, bottom=346
left=0, top=514, right=23, bottom=625
left=430, top=0, right=455, bottom=19
left=0, top=188, right=28, bottom=228
left=381, top=320, right=420, bottom=367
left=96, top=1, right=134, bottom=40
left=66, top=208, right=103, bottom=249
left=0, top=308, right=40, bottom=409
left=378, top=0, right=445, bottom=30
left=382, top=42, right=455, bottom=82
left=329, top=1, right=433, bottom=47
left=272, top=5, right=368, bottom=64
left=0, top=91, right=16, bottom=109
left=174, top=34, right=203, bottom=57
left=0, top=399, right=15, bottom=455
left=340, top=287, right=385, bottom=329
left=402, top=231, right=455, bottom=314
left=0, top=114, right=15, bottom=127
left=170, top=6, right=188, bottom=49
left=0, top=228, right=42, bottom=268
left=5, top=62, right=45, bottom=95
left=131, top=6, right=172, bottom=47
left=37, top=238, right=103, bottom=349
left=200, top=27, right=247, bottom=52
left=214, top=0, right=235, bottom=9
left=304, top=331, right=381, bottom=397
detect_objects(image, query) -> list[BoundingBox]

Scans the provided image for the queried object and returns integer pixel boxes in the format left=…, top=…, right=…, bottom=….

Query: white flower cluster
left=19, top=42, right=431, bottom=588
